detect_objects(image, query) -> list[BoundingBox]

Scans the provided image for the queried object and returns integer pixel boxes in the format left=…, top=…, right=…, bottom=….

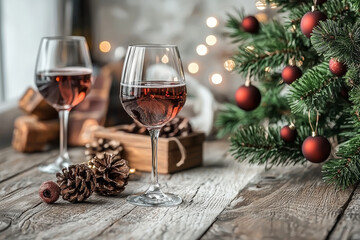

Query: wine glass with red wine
left=120, top=45, right=187, bottom=207
left=35, top=36, right=93, bottom=173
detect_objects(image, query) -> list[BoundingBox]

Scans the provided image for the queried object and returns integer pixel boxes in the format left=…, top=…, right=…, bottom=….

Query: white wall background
left=90, top=0, right=259, bottom=101
left=1, top=0, right=61, bottom=101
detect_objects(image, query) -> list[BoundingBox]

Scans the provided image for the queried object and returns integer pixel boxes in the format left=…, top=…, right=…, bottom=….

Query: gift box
left=93, top=126, right=205, bottom=174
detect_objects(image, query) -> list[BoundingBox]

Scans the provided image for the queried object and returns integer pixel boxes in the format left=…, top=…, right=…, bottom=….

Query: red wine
left=121, top=82, right=186, bottom=127
left=36, top=68, right=92, bottom=110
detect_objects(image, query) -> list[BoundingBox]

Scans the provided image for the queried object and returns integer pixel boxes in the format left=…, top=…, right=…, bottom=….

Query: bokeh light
left=99, top=41, right=111, bottom=53
left=196, top=44, right=208, bottom=56
left=210, top=73, right=223, bottom=85
left=206, top=35, right=217, bottom=46
left=188, top=62, right=199, bottom=74
left=206, top=17, right=218, bottom=28
left=224, top=59, right=236, bottom=71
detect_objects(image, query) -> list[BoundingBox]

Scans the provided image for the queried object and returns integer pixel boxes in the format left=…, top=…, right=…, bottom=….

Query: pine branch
left=288, top=62, right=342, bottom=114
left=230, top=125, right=310, bottom=166
left=322, top=136, right=360, bottom=189
left=311, top=19, right=360, bottom=64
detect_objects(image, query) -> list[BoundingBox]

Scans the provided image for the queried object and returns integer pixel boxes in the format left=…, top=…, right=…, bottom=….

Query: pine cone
left=56, top=164, right=96, bottom=203
left=90, top=153, right=130, bottom=196
left=85, top=138, right=123, bottom=161
left=160, top=117, right=192, bottom=137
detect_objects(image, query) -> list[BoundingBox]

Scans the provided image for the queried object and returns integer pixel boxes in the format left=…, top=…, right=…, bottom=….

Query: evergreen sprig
left=322, top=136, right=360, bottom=189
left=230, top=125, right=310, bottom=166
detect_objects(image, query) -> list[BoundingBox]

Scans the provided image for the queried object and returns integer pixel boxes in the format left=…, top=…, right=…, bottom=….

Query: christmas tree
left=216, top=0, right=360, bottom=189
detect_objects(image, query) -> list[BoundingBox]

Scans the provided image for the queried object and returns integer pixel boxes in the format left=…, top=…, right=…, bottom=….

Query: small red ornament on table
left=241, top=16, right=260, bottom=33
left=329, top=58, right=347, bottom=77
left=280, top=123, right=298, bottom=143
left=235, top=72, right=261, bottom=111
left=300, top=3, right=327, bottom=38
left=39, top=181, right=60, bottom=204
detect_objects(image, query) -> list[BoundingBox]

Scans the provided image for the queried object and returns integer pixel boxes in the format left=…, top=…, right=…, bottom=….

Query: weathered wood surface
left=330, top=186, right=360, bottom=240
left=201, top=165, right=356, bottom=240
left=0, top=141, right=263, bottom=240
left=0, top=140, right=359, bottom=240
left=0, top=147, right=58, bottom=183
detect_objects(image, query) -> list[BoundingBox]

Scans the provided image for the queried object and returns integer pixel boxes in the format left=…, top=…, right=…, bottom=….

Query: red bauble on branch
left=282, top=65, right=302, bottom=84
left=241, top=16, right=260, bottom=33
left=300, top=10, right=327, bottom=38
left=235, top=83, right=261, bottom=111
left=302, top=134, right=331, bottom=163
left=329, top=58, right=347, bottom=77
left=280, top=124, right=298, bottom=143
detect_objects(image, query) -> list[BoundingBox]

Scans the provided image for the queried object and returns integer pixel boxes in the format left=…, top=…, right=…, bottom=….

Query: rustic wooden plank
left=201, top=165, right=355, bottom=240
left=0, top=147, right=58, bottom=183
left=87, top=141, right=264, bottom=240
left=0, top=141, right=264, bottom=240
left=329, top=185, right=360, bottom=240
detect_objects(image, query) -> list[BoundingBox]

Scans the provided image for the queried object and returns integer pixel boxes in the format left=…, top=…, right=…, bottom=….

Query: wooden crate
left=93, top=127, right=205, bottom=174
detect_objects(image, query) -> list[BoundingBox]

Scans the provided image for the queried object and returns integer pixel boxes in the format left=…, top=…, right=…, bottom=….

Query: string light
left=188, top=62, right=199, bottom=74
left=265, top=66, right=271, bottom=72
left=270, top=2, right=278, bottom=8
left=210, top=73, right=223, bottom=85
left=196, top=44, right=208, bottom=56
left=224, top=59, right=235, bottom=71
left=99, top=41, right=111, bottom=53
left=161, top=54, right=169, bottom=63
left=206, top=17, right=218, bottom=28
left=206, top=35, right=217, bottom=46
left=255, top=0, right=267, bottom=10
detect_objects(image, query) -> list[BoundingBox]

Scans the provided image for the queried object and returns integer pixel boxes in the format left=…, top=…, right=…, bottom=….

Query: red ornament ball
left=241, top=16, right=260, bottom=33
left=302, top=135, right=331, bottom=163
left=280, top=125, right=298, bottom=143
left=300, top=11, right=327, bottom=38
left=235, top=84, right=261, bottom=111
left=282, top=66, right=302, bottom=84
left=329, top=58, right=347, bottom=77
left=39, top=181, right=60, bottom=204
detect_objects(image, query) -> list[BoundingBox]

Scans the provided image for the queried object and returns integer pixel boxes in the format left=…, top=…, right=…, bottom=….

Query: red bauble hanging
left=302, top=134, right=331, bottom=163
left=300, top=10, right=327, bottom=38
left=329, top=58, right=347, bottom=77
left=241, top=16, right=260, bottom=33
left=280, top=124, right=298, bottom=143
left=282, top=65, right=302, bottom=84
left=235, top=84, right=261, bottom=111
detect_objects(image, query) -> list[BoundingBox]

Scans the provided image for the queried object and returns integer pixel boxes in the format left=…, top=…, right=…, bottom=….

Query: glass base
left=38, top=154, right=71, bottom=173
left=127, top=185, right=182, bottom=207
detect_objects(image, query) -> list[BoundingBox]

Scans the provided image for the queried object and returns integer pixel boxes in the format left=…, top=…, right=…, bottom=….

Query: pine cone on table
left=85, top=138, right=123, bottom=161
left=56, top=164, right=96, bottom=203
left=90, top=153, right=130, bottom=196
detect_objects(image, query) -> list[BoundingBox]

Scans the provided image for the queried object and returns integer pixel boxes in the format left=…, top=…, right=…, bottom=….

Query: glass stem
left=56, top=110, right=70, bottom=166
left=148, top=128, right=161, bottom=188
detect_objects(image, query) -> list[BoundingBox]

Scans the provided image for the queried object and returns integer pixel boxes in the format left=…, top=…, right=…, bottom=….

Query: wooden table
left=0, top=140, right=359, bottom=240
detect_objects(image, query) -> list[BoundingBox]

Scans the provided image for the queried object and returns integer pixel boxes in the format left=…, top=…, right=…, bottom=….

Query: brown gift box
left=93, top=126, right=205, bottom=174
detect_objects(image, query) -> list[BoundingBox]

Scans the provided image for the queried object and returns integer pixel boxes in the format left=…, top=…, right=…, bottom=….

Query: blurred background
left=0, top=0, right=279, bottom=148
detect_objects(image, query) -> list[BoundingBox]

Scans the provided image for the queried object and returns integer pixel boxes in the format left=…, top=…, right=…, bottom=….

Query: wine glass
left=35, top=36, right=93, bottom=173
left=120, top=44, right=187, bottom=207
